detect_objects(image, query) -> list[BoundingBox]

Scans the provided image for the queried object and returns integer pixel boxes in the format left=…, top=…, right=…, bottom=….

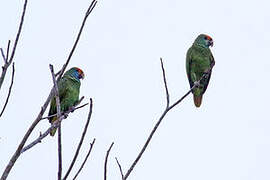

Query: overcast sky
left=1, top=0, right=270, bottom=179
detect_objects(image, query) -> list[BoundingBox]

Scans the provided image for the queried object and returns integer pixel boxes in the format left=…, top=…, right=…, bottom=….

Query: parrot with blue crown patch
left=48, top=67, right=84, bottom=136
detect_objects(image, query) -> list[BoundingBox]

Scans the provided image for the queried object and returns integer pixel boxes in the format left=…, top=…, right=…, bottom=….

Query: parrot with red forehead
left=186, top=34, right=215, bottom=107
left=48, top=67, right=84, bottom=136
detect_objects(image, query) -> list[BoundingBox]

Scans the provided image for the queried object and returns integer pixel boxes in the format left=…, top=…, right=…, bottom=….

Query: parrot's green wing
left=48, top=75, right=81, bottom=136
left=186, top=44, right=214, bottom=107
left=48, top=78, right=69, bottom=122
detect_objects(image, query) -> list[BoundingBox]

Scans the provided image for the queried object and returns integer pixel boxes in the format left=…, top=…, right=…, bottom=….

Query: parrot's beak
left=80, top=73, right=85, bottom=80
left=209, top=40, right=213, bottom=47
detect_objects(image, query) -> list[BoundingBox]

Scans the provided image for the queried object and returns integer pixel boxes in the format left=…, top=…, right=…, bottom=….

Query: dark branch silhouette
left=0, top=0, right=27, bottom=90
left=104, top=142, right=114, bottom=180
left=73, top=138, right=96, bottom=180
left=115, top=157, right=124, bottom=180
left=63, top=98, right=94, bottom=180
left=122, top=58, right=215, bottom=179
left=55, top=0, right=97, bottom=80
left=58, top=125, right=63, bottom=180
left=0, top=1, right=97, bottom=179
left=40, top=100, right=87, bottom=120
left=0, top=0, right=27, bottom=116
left=0, top=62, right=15, bottom=117
left=20, top=99, right=87, bottom=154
left=50, top=64, right=63, bottom=180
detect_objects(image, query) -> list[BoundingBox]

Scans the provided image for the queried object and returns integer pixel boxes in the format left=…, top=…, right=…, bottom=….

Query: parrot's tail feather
left=49, top=116, right=57, bottom=136
left=50, top=128, right=57, bottom=136
left=193, top=95, right=202, bottom=108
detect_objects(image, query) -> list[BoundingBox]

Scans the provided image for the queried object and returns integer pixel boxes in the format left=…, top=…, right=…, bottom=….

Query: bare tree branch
left=0, top=49, right=6, bottom=63
left=55, top=0, right=97, bottom=80
left=0, top=90, right=54, bottom=180
left=73, top=138, right=96, bottom=180
left=0, top=0, right=27, bottom=91
left=122, top=58, right=215, bottom=179
left=58, top=125, right=63, bottom=180
left=49, top=64, right=63, bottom=180
left=40, top=101, right=87, bottom=120
left=0, top=1, right=98, bottom=179
left=115, top=157, right=124, bottom=180
left=63, top=98, right=93, bottom=180
left=0, top=62, right=15, bottom=117
left=0, top=1, right=97, bottom=179
left=104, top=142, right=114, bottom=180
left=49, top=64, right=62, bottom=125
left=160, top=58, right=170, bottom=108
left=20, top=99, right=87, bottom=154
left=6, top=41, right=11, bottom=63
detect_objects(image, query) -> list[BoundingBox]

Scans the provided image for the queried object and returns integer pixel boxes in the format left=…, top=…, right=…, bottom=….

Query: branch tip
left=115, top=157, right=124, bottom=180
left=104, top=142, right=114, bottom=180
left=0, top=62, right=15, bottom=117
left=72, top=138, right=96, bottom=180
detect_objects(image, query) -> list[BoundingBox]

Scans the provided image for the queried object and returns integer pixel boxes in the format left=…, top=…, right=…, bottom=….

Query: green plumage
left=48, top=67, right=84, bottom=136
left=186, top=34, right=215, bottom=107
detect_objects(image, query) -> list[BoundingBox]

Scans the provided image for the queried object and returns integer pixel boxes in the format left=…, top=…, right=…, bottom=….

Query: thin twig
left=122, top=58, right=215, bottom=179
left=6, top=41, right=11, bottom=63
left=73, top=138, right=96, bottom=180
left=0, top=89, right=54, bottom=180
left=56, top=0, right=97, bottom=80
left=0, top=63, right=15, bottom=117
left=63, top=98, right=94, bottom=180
left=49, top=64, right=62, bottom=180
left=0, top=1, right=96, bottom=179
left=58, top=125, right=62, bottom=180
left=8, top=1, right=27, bottom=64
left=49, top=64, right=62, bottom=122
left=160, top=58, right=170, bottom=108
left=104, top=142, right=114, bottom=180
left=0, top=0, right=27, bottom=91
left=86, top=0, right=97, bottom=16
left=115, top=157, right=124, bottom=180
left=19, top=114, right=64, bottom=154
left=20, top=100, right=87, bottom=154
left=40, top=102, right=88, bottom=120
left=0, top=49, right=6, bottom=62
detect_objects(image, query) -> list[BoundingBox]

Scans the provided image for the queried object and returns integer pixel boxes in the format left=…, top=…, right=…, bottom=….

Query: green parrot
left=186, top=34, right=215, bottom=107
left=48, top=67, right=85, bottom=136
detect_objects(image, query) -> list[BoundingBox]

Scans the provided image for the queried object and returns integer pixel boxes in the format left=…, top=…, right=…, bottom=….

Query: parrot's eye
left=204, top=36, right=208, bottom=40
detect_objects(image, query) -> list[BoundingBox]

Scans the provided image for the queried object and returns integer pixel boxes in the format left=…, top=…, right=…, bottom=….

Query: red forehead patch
left=206, top=35, right=212, bottom=41
left=76, top=67, right=83, bottom=74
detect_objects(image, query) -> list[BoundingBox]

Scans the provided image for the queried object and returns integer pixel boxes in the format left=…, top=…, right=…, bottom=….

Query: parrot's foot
left=69, top=106, right=75, bottom=113
left=194, top=81, right=200, bottom=87
left=63, top=113, right=69, bottom=119
left=203, top=68, right=211, bottom=74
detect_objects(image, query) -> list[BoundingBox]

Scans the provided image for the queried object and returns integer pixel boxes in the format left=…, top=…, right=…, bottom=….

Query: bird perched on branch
left=186, top=34, right=215, bottom=107
left=48, top=67, right=84, bottom=136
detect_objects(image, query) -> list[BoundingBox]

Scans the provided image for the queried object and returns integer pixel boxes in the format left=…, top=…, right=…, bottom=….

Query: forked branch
left=104, top=142, right=114, bottom=180
left=63, top=98, right=94, bottom=180
left=20, top=98, right=87, bottom=154
left=0, top=62, right=15, bottom=117
left=55, top=0, right=97, bottom=80
left=122, top=58, right=215, bottom=179
left=0, top=0, right=27, bottom=91
left=72, top=138, right=96, bottom=180
left=0, top=1, right=97, bottom=179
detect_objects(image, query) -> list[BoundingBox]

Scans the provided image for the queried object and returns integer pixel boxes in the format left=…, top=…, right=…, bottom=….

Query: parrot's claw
left=194, top=81, right=200, bottom=87
left=63, top=113, right=69, bottom=119
left=69, top=106, right=75, bottom=113
left=203, top=68, right=211, bottom=74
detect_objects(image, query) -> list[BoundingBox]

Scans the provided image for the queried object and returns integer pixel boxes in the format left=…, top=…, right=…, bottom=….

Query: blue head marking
left=65, top=67, right=84, bottom=80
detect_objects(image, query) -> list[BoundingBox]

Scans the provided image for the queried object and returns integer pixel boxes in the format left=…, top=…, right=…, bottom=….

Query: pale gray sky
left=1, top=0, right=270, bottom=179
